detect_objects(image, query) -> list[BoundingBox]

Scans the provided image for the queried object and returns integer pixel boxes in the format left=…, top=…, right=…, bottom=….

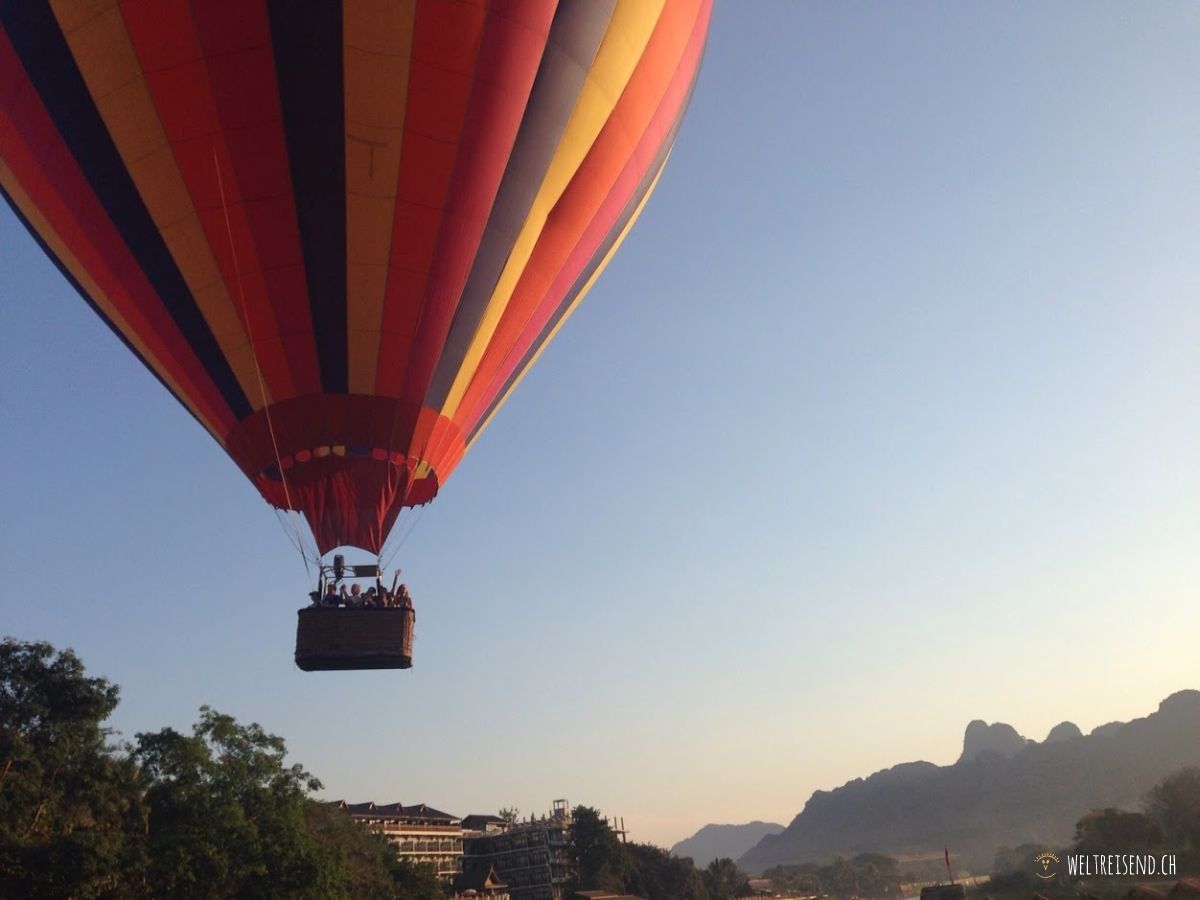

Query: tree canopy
left=763, top=853, right=901, bottom=899
left=702, top=857, right=750, bottom=899
left=134, top=706, right=338, bottom=898
left=0, top=637, right=417, bottom=898
left=625, top=842, right=709, bottom=900
left=0, top=639, right=146, bottom=898
left=1144, top=766, right=1200, bottom=862
left=567, top=805, right=631, bottom=893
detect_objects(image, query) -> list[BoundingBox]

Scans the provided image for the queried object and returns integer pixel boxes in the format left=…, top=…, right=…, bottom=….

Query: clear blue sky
left=2, top=2, right=1198, bottom=847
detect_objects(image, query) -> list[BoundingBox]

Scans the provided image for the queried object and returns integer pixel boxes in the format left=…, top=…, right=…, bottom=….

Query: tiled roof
left=462, top=814, right=508, bottom=829
left=452, top=865, right=507, bottom=891
left=339, top=800, right=459, bottom=822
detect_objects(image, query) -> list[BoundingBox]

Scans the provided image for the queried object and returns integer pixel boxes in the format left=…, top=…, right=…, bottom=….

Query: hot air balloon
left=0, top=0, right=710, bottom=669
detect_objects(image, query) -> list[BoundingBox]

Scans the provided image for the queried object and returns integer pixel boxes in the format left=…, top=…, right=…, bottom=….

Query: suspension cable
left=213, top=147, right=312, bottom=581
left=381, top=503, right=427, bottom=574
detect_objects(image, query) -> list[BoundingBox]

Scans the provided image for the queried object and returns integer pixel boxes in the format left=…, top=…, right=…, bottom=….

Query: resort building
left=339, top=800, right=463, bottom=878
left=462, top=800, right=575, bottom=900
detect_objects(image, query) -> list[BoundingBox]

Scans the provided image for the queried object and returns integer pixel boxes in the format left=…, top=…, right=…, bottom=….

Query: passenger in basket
left=321, top=584, right=339, bottom=608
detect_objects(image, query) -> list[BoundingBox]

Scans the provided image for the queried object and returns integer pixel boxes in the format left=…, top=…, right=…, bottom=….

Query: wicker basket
left=295, top=607, right=414, bottom=671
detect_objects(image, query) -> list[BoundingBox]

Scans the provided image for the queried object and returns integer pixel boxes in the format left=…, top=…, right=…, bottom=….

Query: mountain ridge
left=670, top=821, right=785, bottom=868
left=738, top=690, right=1200, bottom=874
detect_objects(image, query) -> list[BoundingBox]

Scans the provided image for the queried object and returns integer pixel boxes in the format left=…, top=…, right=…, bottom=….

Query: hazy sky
left=2, top=2, right=1198, bottom=848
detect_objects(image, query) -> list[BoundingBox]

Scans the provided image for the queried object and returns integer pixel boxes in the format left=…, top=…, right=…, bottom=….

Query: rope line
left=213, top=148, right=314, bottom=579
left=274, top=507, right=318, bottom=564
left=381, top=504, right=426, bottom=574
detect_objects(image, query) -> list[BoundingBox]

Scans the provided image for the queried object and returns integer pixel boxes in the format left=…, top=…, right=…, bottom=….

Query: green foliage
left=134, top=706, right=338, bottom=898
left=763, top=862, right=822, bottom=894
left=1072, top=808, right=1164, bottom=855
left=762, top=853, right=901, bottom=898
left=303, top=801, right=402, bottom=899
left=1144, top=766, right=1200, bottom=853
left=568, top=805, right=716, bottom=900
left=843, top=852, right=902, bottom=897
left=568, top=805, right=631, bottom=893
left=0, top=638, right=147, bottom=898
left=0, top=638, right=408, bottom=899
left=625, top=843, right=709, bottom=900
left=702, top=857, right=749, bottom=899
left=389, top=858, right=444, bottom=900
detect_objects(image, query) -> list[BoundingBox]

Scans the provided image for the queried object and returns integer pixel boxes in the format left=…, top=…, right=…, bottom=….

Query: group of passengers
left=313, top=580, right=413, bottom=610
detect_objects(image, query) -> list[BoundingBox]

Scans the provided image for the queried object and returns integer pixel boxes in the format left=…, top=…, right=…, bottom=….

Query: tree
left=846, top=852, right=901, bottom=897
left=0, top=638, right=409, bottom=898
left=1073, top=808, right=1163, bottom=855
left=0, top=638, right=147, bottom=898
left=568, top=805, right=631, bottom=893
left=762, top=854, right=900, bottom=898
left=498, top=806, right=520, bottom=824
left=1145, top=767, right=1200, bottom=851
left=625, top=843, right=709, bottom=900
left=303, top=801, right=401, bottom=899
left=763, top=863, right=821, bottom=895
left=826, top=856, right=858, bottom=898
left=389, top=858, right=444, bottom=900
left=702, top=857, right=749, bottom=900
left=134, top=706, right=338, bottom=898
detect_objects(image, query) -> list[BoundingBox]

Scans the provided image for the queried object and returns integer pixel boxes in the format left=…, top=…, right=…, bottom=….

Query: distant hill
left=739, top=690, right=1200, bottom=874
left=671, top=822, right=785, bottom=867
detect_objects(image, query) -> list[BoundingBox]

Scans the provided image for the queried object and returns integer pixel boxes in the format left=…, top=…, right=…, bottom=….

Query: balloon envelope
left=0, top=0, right=710, bottom=553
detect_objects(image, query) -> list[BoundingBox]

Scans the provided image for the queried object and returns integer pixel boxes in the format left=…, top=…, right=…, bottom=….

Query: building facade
left=340, top=800, right=463, bottom=878
left=462, top=801, right=574, bottom=900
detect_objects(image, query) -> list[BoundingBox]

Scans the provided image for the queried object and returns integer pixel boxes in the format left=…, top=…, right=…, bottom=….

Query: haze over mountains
left=731, top=690, right=1200, bottom=873
left=670, top=822, right=785, bottom=867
